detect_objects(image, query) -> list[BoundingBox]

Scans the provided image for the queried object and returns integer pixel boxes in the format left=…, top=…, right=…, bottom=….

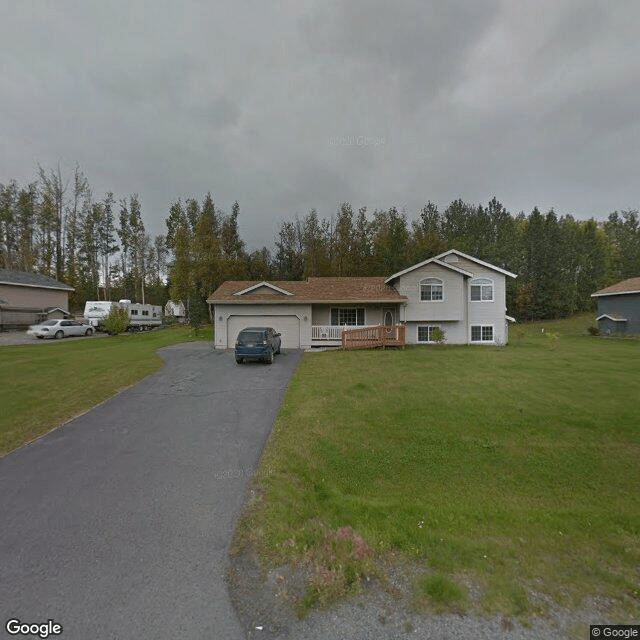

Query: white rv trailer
left=83, top=300, right=162, bottom=331
left=124, top=301, right=162, bottom=330
left=83, top=301, right=119, bottom=328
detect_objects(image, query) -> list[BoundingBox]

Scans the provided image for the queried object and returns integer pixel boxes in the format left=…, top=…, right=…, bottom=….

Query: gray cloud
left=1, top=0, right=639, bottom=249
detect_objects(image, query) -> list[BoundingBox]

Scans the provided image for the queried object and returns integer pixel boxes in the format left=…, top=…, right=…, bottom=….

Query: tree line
left=0, top=165, right=168, bottom=309
left=2, top=165, right=639, bottom=321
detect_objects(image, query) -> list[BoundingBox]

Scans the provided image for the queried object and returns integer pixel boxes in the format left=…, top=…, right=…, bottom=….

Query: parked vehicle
left=83, top=300, right=162, bottom=331
left=235, top=327, right=281, bottom=364
left=27, top=319, right=94, bottom=339
left=83, top=301, right=119, bottom=329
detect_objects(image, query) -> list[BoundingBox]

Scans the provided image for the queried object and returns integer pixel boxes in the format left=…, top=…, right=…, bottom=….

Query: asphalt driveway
left=0, top=343, right=302, bottom=639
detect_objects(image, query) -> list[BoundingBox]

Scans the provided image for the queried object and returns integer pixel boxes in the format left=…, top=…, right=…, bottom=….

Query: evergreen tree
left=603, top=210, right=640, bottom=281
left=301, top=209, right=330, bottom=277
left=331, top=203, right=355, bottom=276
left=15, top=184, right=37, bottom=272
left=274, top=219, right=304, bottom=280
left=371, top=207, right=410, bottom=275
left=169, top=222, right=193, bottom=303
left=193, top=198, right=222, bottom=297
left=352, top=207, right=373, bottom=276
left=410, top=201, right=445, bottom=263
left=247, top=247, right=272, bottom=280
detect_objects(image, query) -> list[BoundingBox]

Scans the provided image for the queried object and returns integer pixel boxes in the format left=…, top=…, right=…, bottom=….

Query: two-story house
left=207, top=249, right=517, bottom=350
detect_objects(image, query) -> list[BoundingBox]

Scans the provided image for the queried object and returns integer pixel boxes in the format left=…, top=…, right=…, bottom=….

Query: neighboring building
left=207, top=249, right=517, bottom=350
left=591, top=277, right=640, bottom=336
left=165, top=299, right=186, bottom=322
left=0, top=269, right=74, bottom=330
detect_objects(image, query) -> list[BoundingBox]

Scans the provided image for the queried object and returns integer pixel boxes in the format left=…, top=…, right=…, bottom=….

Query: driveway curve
left=0, top=342, right=302, bottom=640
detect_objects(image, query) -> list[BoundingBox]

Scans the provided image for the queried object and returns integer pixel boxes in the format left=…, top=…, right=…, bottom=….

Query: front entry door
left=382, top=307, right=396, bottom=340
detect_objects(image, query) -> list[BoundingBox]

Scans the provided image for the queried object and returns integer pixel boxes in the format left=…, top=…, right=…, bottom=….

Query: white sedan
left=27, top=319, right=94, bottom=340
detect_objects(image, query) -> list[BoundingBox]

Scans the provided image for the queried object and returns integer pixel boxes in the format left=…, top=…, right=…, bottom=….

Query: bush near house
left=233, top=313, right=640, bottom=620
left=103, top=307, right=130, bottom=335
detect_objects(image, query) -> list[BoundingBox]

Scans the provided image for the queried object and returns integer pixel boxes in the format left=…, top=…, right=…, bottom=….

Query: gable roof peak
left=432, top=249, right=517, bottom=277
left=384, top=250, right=516, bottom=284
left=233, top=281, right=293, bottom=296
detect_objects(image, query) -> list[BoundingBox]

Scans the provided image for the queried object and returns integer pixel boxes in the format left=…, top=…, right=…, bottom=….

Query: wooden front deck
left=341, top=324, right=406, bottom=350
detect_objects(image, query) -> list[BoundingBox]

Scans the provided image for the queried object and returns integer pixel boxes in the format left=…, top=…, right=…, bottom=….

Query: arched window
left=470, top=278, right=493, bottom=302
left=420, top=278, right=443, bottom=301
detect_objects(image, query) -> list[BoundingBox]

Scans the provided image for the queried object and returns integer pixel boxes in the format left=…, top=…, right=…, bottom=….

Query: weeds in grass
left=293, top=525, right=377, bottom=618
left=415, top=573, right=467, bottom=613
left=234, top=313, right=640, bottom=621
left=545, top=331, right=560, bottom=350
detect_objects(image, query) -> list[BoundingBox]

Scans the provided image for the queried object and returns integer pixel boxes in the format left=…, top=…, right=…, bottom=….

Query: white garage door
left=227, top=315, right=301, bottom=349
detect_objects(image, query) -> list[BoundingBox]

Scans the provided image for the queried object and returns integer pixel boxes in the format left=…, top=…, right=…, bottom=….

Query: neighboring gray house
left=0, top=269, right=74, bottom=330
left=208, top=249, right=517, bottom=349
left=591, top=277, right=640, bottom=336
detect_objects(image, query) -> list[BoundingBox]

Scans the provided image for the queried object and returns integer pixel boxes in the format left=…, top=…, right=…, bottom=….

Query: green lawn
left=234, top=314, right=640, bottom=619
left=0, top=326, right=211, bottom=456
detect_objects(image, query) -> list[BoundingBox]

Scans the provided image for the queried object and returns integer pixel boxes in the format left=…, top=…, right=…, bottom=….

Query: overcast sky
left=2, top=0, right=639, bottom=250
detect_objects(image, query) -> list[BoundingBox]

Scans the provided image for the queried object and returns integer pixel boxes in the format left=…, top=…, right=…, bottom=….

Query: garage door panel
left=227, top=315, right=300, bottom=349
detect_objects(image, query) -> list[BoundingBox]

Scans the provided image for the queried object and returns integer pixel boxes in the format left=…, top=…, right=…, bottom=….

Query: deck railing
left=341, top=324, right=406, bottom=350
left=311, top=324, right=378, bottom=341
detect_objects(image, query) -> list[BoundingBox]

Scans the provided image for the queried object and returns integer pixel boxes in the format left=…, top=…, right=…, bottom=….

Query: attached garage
left=226, top=314, right=301, bottom=349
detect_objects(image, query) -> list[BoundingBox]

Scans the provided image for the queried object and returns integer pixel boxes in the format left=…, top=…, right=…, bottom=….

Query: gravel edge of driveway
left=227, top=536, right=609, bottom=640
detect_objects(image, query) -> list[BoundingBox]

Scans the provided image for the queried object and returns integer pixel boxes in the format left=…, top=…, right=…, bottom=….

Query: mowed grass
left=236, top=314, right=640, bottom=619
left=0, top=326, right=211, bottom=456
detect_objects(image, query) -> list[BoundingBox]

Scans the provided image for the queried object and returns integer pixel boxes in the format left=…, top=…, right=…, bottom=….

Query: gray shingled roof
left=0, top=269, right=74, bottom=291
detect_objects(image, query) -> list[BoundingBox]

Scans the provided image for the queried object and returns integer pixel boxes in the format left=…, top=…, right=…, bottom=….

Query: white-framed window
left=331, top=307, right=365, bottom=326
left=471, top=325, right=494, bottom=343
left=417, top=325, right=440, bottom=343
left=420, top=278, right=443, bottom=301
left=470, top=278, right=493, bottom=302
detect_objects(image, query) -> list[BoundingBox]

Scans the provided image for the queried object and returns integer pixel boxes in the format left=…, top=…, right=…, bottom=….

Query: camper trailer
left=83, top=300, right=162, bottom=331
left=83, top=301, right=119, bottom=329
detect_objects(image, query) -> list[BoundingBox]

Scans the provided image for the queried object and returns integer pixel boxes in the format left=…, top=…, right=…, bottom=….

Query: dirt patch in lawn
left=226, top=534, right=613, bottom=640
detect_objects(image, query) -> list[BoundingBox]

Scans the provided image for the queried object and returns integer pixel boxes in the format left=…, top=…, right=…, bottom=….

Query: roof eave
left=233, top=281, right=294, bottom=296
left=591, top=290, right=640, bottom=297
left=0, top=280, right=74, bottom=292
left=384, top=258, right=474, bottom=284
left=596, top=314, right=628, bottom=322
left=433, top=249, right=518, bottom=278
left=208, top=298, right=406, bottom=305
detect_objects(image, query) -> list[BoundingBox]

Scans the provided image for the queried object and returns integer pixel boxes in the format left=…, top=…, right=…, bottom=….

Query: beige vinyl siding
left=397, top=264, right=465, bottom=322
left=227, top=315, right=301, bottom=349
left=396, top=258, right=510, bottom=345
left=466, top=267, right=508, bottom=345
left=443, top=254, right=509, bottom=344
left=213, top=303, right=311, bottom=349
left=0, top=284, right=70, bottom=311
left=407, top=320, right=467, bottom=345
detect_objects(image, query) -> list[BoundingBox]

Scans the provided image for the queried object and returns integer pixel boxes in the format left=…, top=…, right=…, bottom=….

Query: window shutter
left=331, top=308, right=338, bottom=325
left=357, top=308, right=365, bottom=325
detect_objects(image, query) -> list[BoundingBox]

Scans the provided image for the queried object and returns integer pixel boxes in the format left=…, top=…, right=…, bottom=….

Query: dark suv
left=235, top=327, right=282, bottom=364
